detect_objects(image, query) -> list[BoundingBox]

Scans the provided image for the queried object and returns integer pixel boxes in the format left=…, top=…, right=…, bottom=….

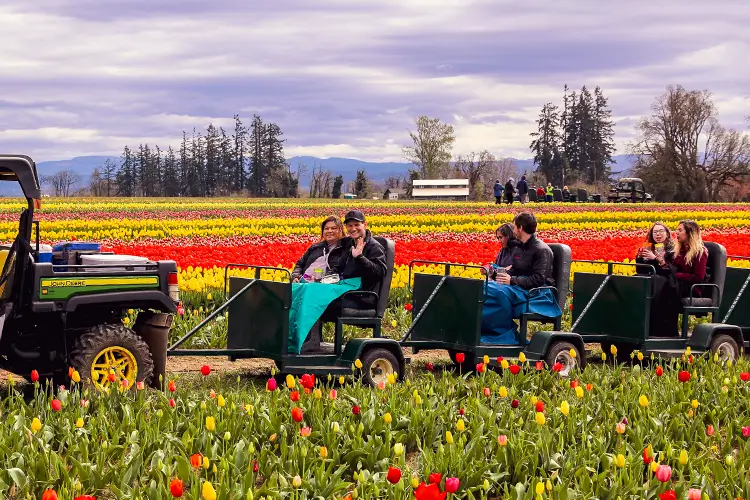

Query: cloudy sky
left=1, top=0, right=748, bottom=163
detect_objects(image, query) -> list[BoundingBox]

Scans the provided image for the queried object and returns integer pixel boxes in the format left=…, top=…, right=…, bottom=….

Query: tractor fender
left=688, top=323, right=743, bottom=351
left=341, top=338, right=406, bottom=380
left=524, top=331, right=586, bottom=366
left=65, top=291, right=178, bottom=313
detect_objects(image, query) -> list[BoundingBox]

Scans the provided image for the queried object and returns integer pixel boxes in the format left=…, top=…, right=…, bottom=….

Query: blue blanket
left=480, top=282, right=561, bottom=345
left=288, top=278, right=362, bottom=353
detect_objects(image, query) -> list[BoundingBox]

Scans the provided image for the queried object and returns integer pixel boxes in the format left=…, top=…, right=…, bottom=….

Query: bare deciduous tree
left=42, top=169, right=81, bottom=197
left=629, top=85, right=750, bottom=202
left=308, top=163, right=334, bottom=198
left=402, top=116, right=455, bottom=179
left=454, top=150, right=497, bottom=200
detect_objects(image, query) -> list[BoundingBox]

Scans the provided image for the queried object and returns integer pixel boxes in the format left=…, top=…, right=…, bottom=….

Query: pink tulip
left=445, top=477, right=460, bottom=493
left=743, top=426, right=750, bottom=438
left=655, top=464, right=672, bottom=483
left=687, top=489, right=701, bottom=500
left=266, top=378, right=277, bottom=391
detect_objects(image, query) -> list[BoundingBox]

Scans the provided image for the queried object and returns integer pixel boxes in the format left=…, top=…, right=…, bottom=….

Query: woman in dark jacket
left=635, top=222, right=680, bottom=336
left=504, top=178, right=515, bottom=205
left=494, top=223, right=521, bottom=269
left=292, top=216, right=345, bottom=282
left=673, top=220, right=708, bottom=299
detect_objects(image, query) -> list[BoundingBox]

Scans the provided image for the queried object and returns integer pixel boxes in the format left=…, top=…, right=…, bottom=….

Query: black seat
left=577, top=188, right=588, bottom=202
left=680, top=241, right=726, bottom=336
left=519, top=243, right=571, bottom=338
left=528, top=189, right=538, bottom=202
left=552, top=189, right=563, bottom=202
left=335, top=237, right=395, bottom=339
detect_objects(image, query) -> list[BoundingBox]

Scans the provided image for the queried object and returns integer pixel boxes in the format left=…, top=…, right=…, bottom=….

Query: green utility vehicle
left=168, top=238, right=408, bottom=387
left=568, top=242, right=745, bottom=360
left=607, top=178, right=653, bottom=203
left=400, top=244, right=586, bottom=376
left=0, top=155, right=178, bottom=389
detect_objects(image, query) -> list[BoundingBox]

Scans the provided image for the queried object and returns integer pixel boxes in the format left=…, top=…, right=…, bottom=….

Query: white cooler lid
left=80, top=254, right=150, bottom=265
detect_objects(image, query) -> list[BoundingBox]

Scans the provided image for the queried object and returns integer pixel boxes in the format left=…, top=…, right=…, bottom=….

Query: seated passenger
left=674, top=220, right=708, bottom=299
left=480, top=212, right=561, bottom=345
left=636, top=222, right=680, bottom=336
left=327, top=210, right=387, bottom=312
left=494, top=223, right=521, bottom=269
left=292, top=216, right=345, bottom=282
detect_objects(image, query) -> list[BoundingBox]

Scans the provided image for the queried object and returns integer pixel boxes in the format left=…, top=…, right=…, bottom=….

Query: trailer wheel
left=545, top=341, right=581, bottom=377
left=360, top=348, right=400, bottom=388
left=69, top=324, right=154, bottom=390
left=710, top=334, right=739, bottom=362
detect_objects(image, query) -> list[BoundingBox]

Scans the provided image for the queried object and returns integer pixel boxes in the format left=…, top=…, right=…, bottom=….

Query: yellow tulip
left=354, top=359, right=363, bottom=369
left=639, top=395, right=649, bottom=407
left=320, top=446, right=328, bottom=458
left=217, top=395, right=226, bottom=407
left=483, top=355, right=489, bottom=364
left=535, top=412, right=546, bottom=426
left=519, top=352, right=526, bottom=363
left=601, top=352, right=607, bottom=361
left=610, top=345, right=618, bottom=355
left=31, top=417, right=42, bottom=433
left=384, top=412, right=392, bottom=424
left=499, top=386, right=508, bottom=398
left=202, top=456, right=210, bottom=469
left=202, top=481, right=217, bottom=500
left=535, top=481, right=544, bottom=495
left=71, top=370, right=81, bottom=383
left=575, top=386, right=584, bottom=399
left=286, top=374, right=296, bottom=389
left=394, top=443, right=404, bottom=456
left=569, top=348, right=577, bottom=359
left=445, top=431, right=454, bottom=444
left=679, top=449, right=688, bottom=465
left=691, top=399, right=699, bottom=409
left=206, top=416, right=216, bottom=431
left=500, top=360, right=509, bottom=369
left=559, top=401, right=570, bottom=416
left=615, top=453, right=625, bottom=468
left=75, top=418, right=84, bottom=429
left=456, top=419, right=465, bottom=432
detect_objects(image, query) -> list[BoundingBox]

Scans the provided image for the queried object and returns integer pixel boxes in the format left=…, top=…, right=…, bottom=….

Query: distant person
left=504, top=178, right=515, bottom=205
left=493, top=180, right=503, bottom=204
left=545, top=183, right=554, bottom=203
left=516, top=175, right=529, bottom=204
left=562, top=186, right=570, bottom=202
left=536, top=186, right=545, bottom=201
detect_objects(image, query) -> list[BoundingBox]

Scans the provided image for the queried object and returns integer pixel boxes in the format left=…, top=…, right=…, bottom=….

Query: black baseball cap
left=344, top=210, right=365, bottom=224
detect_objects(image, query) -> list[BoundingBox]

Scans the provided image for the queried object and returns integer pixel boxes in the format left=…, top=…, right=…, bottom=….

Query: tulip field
left=3, top=198, right=750, bottom=499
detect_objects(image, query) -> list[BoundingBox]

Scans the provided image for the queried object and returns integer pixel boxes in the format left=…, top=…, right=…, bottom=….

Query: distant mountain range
left=0, top=154, right=635, bottom=196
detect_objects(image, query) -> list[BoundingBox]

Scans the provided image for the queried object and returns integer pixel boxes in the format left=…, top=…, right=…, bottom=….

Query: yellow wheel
left=91, top=346, right=138, bottom=390
left=70, top=324, right=154, bottom=390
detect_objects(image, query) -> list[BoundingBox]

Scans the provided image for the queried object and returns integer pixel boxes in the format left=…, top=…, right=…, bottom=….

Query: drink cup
left=314, top=268, right=324, bottom=281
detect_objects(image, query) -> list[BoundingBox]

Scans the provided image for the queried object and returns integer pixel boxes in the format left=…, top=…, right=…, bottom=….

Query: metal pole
left=571, top=275, right=612, bottom=332
left=722, top=273, right=750, bottom=324
left=400, top=276, right=448, bottom=343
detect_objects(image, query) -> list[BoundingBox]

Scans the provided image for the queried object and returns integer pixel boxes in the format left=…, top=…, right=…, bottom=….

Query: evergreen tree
left=529, top=103, right=563, bottom=185
left=592, top=86, right=616, bottom=183
left=332, top=175, right=343, bottom=199
left=248, top=115, right=266, bottom=196
left=232, top=115, right=248, bottom=193
left=265, top=123, right=287, bottom=196
left=354, top=170, right=368, bottom=198
left=163, top=147, right=180, bottom=197
left=115, top=146, right=136, bottom=196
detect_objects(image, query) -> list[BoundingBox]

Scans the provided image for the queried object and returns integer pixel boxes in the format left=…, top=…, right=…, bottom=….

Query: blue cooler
left=38, top=244, right=53, bottom=263
left=52, top=241, right=101, bottom=271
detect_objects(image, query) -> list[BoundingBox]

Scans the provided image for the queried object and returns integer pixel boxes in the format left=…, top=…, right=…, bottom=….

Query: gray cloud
left=0, top=0, right=748, bottom=162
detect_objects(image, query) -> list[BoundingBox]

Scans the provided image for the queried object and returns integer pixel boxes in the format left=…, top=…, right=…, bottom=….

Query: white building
left=411, top=179, right=469, bottom=201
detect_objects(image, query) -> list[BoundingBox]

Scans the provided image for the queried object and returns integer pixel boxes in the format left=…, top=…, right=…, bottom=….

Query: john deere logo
left=46, top=280, right=86, bottom=287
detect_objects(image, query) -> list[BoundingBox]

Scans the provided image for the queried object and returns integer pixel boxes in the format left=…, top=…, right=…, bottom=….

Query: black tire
left=360, top=348, right=401, bottom=388
left=69, top=324, right=154, bottom=389
left=710, top=334, right=739, bottom=362
left=545, top=341, right=582, bottom=377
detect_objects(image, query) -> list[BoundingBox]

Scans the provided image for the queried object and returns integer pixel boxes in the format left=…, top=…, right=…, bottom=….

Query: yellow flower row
left=178, top=258, right=749, bottom=294
left=9, top=212, right=750, bottom=242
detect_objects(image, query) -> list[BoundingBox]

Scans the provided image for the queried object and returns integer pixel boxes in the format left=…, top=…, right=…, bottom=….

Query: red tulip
left=425, top=362, right=434, bottom=372
left=707, top=424, right=715, bottom=436
left=300, top=374, right=315, bottom=390
left=742, top=426, right=750, bottom=438
left=428, top=472, right=442, bottom=484
left=552, top=362, right=563, bottom=373
left=458, top=408, right=465, bottom=415
left=253, top=461, right=259, bottom=473
left=292, top=407, right=304, bottom=422
left=169, top=478, right=184, bottom=497
left=508, top=364, right=521, bottom=375
left=483, top=387, right=491, bottom=398
left=108, top=372, right=116, bottom=383
left=535, top=401, right=545, bottom=413
left=475, top=363, right=485, bottom=373
left=51, top=399, right=62, bottom=412
left=386, top=466, right=402, bottom=484
left=511, top=399, right=519, bottom=408
left=659, top=491, right=677, bottom=500
left=42, top=489, right=58, bottom=500
left=404, top=303, right=413, bottom=311
left=190, top=453, right=202, bottom=468
left=535, top=361, right=544, bottom=371
left=643, top=447, right=653, bottom=464
left=570, top=380, right=579, bottom=388
left=168, top=380, right=177, bottom=392
left=30, top=370, right=39, bottom=382
left=741, top=372, right=750, bottom=382
left=352, top=405, right=361, bottom=415
left=655, top=366, right=663, bottom=377
left=445, top=477, right=460, bottom=493
left=290, top=391, right=300, bottom=402
left=73, top=496, right=96, bottom=500
left=414, top=482, right=447, bottom=500
left=455, top=353, right=465, bottom=364
left=169, top=398, right=176, bottom=408
left=678, top=371, right=691, bottom=383
left=200, top=365, right=211, bottom=376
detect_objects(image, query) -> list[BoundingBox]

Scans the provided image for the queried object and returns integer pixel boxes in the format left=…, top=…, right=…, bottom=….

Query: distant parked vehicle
left=607, top=178, right=653, bottom=203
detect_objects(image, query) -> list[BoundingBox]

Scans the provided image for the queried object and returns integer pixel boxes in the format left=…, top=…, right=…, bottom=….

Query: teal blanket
left=288, top=278, right=362, bottom=353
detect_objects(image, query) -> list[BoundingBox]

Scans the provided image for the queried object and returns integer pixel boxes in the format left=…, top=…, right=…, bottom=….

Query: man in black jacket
left=494, top=212, right=554, bottom=289
left=329, top=210, right=387, bottom=310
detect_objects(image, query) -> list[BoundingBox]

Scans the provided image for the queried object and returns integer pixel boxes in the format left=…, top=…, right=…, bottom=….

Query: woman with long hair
left=292, top=216, right=345, bottom=283
left=674, top=220, right=708, bottom=298
left=494, top=222, right=520, bottom=269
left=636, top=222, right=679, bottom=336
